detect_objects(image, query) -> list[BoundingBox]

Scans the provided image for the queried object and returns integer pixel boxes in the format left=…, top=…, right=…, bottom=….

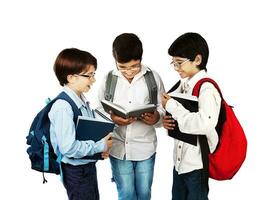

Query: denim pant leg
left=172, top=168, right=209, bottom=200
left=184, top=169, right=208, bottom=200
left=172, top=168, right=187, bottom=200
left=135, top=153, right=156, bottom=200
left=110, top=156, right=136, bottom=200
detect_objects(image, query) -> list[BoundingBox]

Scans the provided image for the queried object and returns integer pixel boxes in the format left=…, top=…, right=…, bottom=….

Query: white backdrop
left=1, top=0, right=267, bottom=199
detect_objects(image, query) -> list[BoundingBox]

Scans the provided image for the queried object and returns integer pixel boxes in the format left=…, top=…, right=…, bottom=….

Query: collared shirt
left=97, top=65, right=165, bottom=161
left=49, top=86, right=106, bottom=166
left=165, top=70, right=221, bottom=174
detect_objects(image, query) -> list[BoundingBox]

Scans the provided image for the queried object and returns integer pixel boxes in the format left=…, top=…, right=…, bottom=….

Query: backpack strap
left=104, top=69, right=158, bottom=105
left=56, top=92, right=82, bottom=124
left=50, top=92, right=82, bottom=181
left=167, top=80, right=181, bottom=93
left=192, top=78, right=223, bottom=99
left=104, top=70, right=118, bottom=102
left=144, top=69, right=158, bottom=105
left=192, top=78, right=225, bottom=181
left=192, top=77, right=226, bottom=137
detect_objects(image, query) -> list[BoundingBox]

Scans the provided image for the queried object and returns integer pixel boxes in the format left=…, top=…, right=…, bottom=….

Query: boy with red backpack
left=162, top=32, right=247, bottom=199
left=161, top=32, right=227, bottom=200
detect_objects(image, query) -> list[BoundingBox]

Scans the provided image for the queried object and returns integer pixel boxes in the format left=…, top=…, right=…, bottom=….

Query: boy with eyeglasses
left=161, top=32, right=221, bottom=200
left=49, top=48, right=112, bottom=200
left=97, top=33, right=165, bottom=200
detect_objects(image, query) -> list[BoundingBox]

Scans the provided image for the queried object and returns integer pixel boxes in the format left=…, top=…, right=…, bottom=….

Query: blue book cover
left=76, top=115, right=115, bottom=160
left=76, top=115, right=114, bottom=141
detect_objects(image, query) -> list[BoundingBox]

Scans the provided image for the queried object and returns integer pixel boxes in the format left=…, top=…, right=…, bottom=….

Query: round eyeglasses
left=170, top=59, right=189, bottom=70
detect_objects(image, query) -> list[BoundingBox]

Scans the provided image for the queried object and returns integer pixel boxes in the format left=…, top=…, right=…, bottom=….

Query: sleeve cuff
left=166, top=98, right=180, bottom=114
left=153, top=107, right=166, bottom=128
left=93, top=138, right=107, bottom=154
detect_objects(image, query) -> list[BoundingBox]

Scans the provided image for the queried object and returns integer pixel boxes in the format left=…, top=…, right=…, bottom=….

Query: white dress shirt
left=97, top=65, right=165, bottom=161
left=165, top=70, right=221, bottom=174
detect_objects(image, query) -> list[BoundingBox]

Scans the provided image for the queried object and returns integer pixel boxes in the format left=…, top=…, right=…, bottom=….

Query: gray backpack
left=104, top=69, right=158, bottom=105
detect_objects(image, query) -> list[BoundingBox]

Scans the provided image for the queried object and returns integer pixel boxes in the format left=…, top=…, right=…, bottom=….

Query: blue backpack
left=26, top=92, right=82, bottom=183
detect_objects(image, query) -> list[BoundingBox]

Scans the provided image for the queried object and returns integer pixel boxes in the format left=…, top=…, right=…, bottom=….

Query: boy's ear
left=194, top=54, right=202, bottom=66
left=67, top=74, right=75, bottom=84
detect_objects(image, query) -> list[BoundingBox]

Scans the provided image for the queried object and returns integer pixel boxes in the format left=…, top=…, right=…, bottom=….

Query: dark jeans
left=172, top=168, right=209, bottom=200
left=61, top=162, right=99, bottom=200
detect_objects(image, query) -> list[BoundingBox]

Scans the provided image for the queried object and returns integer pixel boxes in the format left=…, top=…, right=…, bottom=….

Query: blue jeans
left=172, top=168, right=209, bottom=200
left=110, top=153, right=156, bottom=200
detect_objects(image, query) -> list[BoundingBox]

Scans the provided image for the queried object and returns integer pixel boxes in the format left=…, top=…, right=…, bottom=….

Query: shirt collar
left=63, top=85, right=88, bottom=109
left=183, top=70, right=207, bottom=89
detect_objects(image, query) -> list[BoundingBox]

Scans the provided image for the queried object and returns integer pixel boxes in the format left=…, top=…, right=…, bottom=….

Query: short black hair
left=112, top=33, right=143, bottom=63
left=168, top=32, right=209, bottom=71
left=53, top=48, right=97, bottom=86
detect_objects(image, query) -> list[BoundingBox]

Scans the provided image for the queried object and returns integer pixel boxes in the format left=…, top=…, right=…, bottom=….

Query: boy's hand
left=161, top=93, right=171, bottom=108
left=162, top=115, right=175, bottom=130
left=101, top=133, right=112, bottom=159
left=101, top=151, right=110, bottom=159
left=104, top=133, right=113, bottom=149
left=141, top=111, right=160, bottom=125
left=110, top=111, right=137, bottom=126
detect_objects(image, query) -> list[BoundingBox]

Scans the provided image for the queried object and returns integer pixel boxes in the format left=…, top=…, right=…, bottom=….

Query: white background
left=1, top=0, right=267, bottom=199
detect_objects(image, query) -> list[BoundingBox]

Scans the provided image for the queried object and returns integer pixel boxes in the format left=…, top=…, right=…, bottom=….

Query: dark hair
left=168, top=32, right=209, bottom=71
left=53, top=48, right=97, bottom=86
left=112, top=33, right=143, bottom=63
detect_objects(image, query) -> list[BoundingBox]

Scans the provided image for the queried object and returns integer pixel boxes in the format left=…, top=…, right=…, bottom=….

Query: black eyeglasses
left=76, top=72, right=96, bottom=79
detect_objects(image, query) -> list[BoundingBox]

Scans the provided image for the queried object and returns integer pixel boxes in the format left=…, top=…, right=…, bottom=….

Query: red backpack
left=192, top=78, right=247, bottom=180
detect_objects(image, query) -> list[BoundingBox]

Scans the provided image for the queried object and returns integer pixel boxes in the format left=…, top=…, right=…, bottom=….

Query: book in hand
left=76, top=115, right=115, bottom=160
left=101, top=99, right=157, bottom=119
left=166, top=92, right=199, bottom=146
left=94, top=108, right=113, bottom=123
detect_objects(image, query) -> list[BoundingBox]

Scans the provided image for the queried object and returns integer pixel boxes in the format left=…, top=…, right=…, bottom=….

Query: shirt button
left=129, top=101, right=131, bottom=104
left=178, top=145, right=182, bottom=149
left=178, top=158, right=180, bottom=161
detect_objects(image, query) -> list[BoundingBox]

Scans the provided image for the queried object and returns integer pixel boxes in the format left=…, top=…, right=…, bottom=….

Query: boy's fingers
left=163, top=119, right=175, bottom=123
left=163, top=115, right=173, bottom=119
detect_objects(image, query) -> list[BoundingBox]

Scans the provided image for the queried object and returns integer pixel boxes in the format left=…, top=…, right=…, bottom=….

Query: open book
left=166, top=91, right=199, bottom=146
left=76, top=114, right=115, bottom=160
left=101, top=99, right=157, bottom=119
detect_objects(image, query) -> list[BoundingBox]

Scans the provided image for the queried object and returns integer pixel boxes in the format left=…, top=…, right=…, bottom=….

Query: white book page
left=168, top=91, right=198, bottom=102
left=101, top=99, right=127, bottom=114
